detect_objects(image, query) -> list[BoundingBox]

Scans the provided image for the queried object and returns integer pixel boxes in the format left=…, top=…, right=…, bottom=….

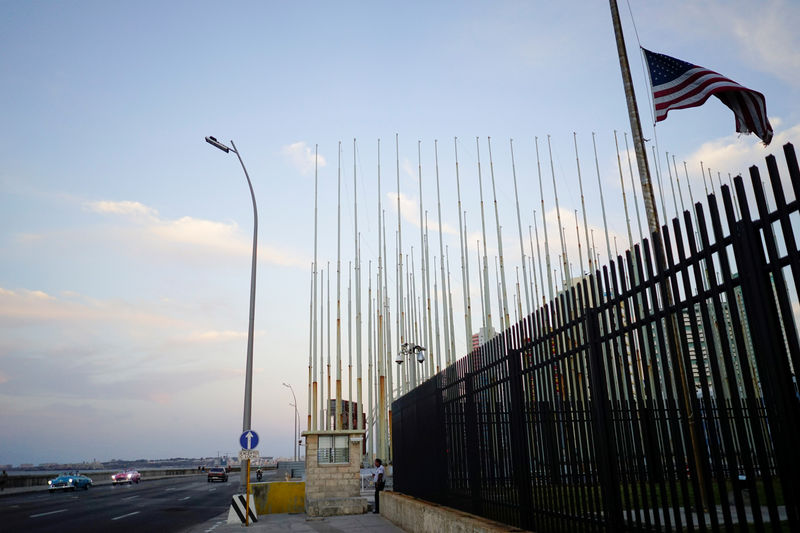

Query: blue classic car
left=48, top=472, right=93, bottom=492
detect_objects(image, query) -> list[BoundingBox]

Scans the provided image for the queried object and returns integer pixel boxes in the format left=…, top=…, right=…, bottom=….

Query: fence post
left=507, top=346, right=534, bottom=529
left=464, top=367, right=483, bottom=516
left=584, top=279, right=624, bottom=531
left=729, top=185, right=800, bottom=527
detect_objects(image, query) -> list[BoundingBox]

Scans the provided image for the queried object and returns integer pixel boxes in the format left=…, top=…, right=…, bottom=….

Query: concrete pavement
left=183, top=511, right=404, bottom=532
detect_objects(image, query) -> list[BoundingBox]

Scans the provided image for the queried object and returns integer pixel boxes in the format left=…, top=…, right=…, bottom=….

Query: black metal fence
left=393, top=144, right=800, bottom=531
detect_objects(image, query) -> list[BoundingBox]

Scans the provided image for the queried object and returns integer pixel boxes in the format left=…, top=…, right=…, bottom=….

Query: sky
left=1, top=0, right=799, bottom=466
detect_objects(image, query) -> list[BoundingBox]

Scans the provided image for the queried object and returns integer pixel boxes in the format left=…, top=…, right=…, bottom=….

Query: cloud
left=684, top=118, right=800, bottom=182
left=85, top=200, right=157, bottom=218
left=0, top=286, right=185, bottom=328
left=719, top=0, right=800, bottom=87
left=656, top=1, right=800, bottom=88
left=281, top=141, right=326, bottom=175
left=386, top=192, right=458, bottom=237
left=15, top=233, right=44, bottom=243
left=183, top=330, right=247, bottom=343
left=82, top=199, right=307, bottom=268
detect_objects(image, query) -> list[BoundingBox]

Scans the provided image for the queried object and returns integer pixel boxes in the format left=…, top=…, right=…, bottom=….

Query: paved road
left=0, top=473, right=263, bottom=532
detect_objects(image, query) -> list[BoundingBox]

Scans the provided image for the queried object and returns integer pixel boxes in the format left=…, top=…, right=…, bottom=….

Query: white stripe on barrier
left=227, top=493, right=257, bottom=524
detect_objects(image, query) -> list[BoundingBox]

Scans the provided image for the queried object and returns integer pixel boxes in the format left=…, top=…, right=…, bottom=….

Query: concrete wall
left=380, top=492, right=530, bottom=533
left=5, top=469, right=202, bottom=489
left=250, top=481, right=305, bottom=514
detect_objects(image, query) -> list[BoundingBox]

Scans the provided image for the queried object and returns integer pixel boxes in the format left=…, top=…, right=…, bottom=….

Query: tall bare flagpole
left=488, top=137, right=510, bottom=329
left=454, top=138, right=473, bottom=349
left=510, top=139, right=532, bottom=317
left=573, top=133, right=593, bottom=274
left=312, top=145, right=319, bottom=430
left=434, top=140, right=452, bottom=366
left=416, top=141, right=432, bottom=377
left=307, top=264, right=313, bottom=431
left=535, top=139, right=554, bottom=302
left=335, top=142, right=343, bottom=431
left=547, top=135, right=570, bottom=290
left=592, top=132, right=614, bottom=265
left=376, top=140, right=387, bottom=461
left=326, top=261, right=331, bottom=430
left=614, top=131, right=635, bottom=250
left=424, top=212, right=435, bottom=374
left=367, top=260, right=373, bottom=459
left=624, top=133, right=645, bottom=244
left=476, top=138, right=493, bottom=333
left=354, top=139, right=363, bottom=432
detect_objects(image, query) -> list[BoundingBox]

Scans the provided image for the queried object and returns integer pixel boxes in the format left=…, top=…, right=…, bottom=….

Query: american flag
left=643, top=48, right=773, bottom=145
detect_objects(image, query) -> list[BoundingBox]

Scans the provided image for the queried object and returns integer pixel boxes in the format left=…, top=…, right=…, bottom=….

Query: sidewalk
left=183, top=511, right=404, bottom=532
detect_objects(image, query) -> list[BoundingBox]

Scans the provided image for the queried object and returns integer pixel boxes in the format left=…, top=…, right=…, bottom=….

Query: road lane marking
left=165, top=488, right=178, bottom=491
left=30, top=509, right=68, bottom=518
left=180, top=496, right=190, bottom=501
left=111, top=511, right=140, bottom=521
left=121, top=495, right=139, bottom=501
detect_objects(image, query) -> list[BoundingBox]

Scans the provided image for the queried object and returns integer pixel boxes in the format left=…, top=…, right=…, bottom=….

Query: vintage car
left=48, top=472, right=93, bottom=492
left=207, top=467, right=228, bottom=482
left=111, top=469, right=141, bottom=484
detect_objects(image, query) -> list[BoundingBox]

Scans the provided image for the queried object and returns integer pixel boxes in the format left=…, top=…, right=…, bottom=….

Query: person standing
left=372, top=458, right=385, bottom=514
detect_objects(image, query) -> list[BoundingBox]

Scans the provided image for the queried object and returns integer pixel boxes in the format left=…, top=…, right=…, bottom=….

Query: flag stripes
left=643, top=48, right=773, bottom=144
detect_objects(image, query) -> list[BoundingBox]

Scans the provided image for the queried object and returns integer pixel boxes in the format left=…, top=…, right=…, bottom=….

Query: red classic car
left=207, top=467, right=228, bottom=482
left=111, top=470, right=141, bottom=484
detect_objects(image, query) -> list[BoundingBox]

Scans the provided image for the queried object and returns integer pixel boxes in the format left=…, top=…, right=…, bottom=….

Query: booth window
left=317, top=435, right=349, bottom=464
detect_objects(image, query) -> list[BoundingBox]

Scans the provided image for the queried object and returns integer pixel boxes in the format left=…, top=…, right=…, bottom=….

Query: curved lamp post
left=205, top=136, right=258, bottom=485
left=283, top=382, right=299, bottom=461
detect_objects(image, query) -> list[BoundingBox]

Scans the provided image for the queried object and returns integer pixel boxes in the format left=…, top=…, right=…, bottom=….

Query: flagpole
left=535, top=138, right=554, bottom=302
left=614, top=131, right=635, bottom=250
left=354, top=140, right=363, bottom=432
left=434, top=140, right=451, bottom=366
left=573, top=133, right=593, bottom=274
left=608, top=0, right=659, bottom=237
left=510, top=139, right=532, bottom=317
left=312, top=145, right=319, bottom=431
left=476, top=138, right=493, bottom=333
left=335, top=142, right=343, bottom=431
left=488, top=137, right=510, bottom=329
left=454, top=138, right=473, bottom=352
left=609, top=0, right=708, bottom=511
left=548, top=135, right=570, bottom=291
left=624, top=133, right=645, bottom=245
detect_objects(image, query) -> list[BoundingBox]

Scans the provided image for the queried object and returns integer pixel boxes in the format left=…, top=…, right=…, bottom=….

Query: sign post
left=238, top=430, right=259, bottom=526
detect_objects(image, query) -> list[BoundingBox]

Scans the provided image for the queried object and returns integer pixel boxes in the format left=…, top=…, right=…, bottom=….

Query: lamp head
left=205, top=136, right=231, bottom=153
left=416, top=351, right=425, bottom=364
left=395, top=352, right=404, bottom=364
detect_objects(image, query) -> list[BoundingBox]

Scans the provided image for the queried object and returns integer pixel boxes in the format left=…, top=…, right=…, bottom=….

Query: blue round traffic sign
left=239, top=430, right=259, bottom=450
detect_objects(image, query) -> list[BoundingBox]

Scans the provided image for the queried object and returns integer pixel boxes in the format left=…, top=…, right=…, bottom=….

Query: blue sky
left=2, top=1, right=799, bottom=465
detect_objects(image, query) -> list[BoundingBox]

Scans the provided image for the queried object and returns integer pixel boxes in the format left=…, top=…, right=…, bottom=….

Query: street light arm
left=229, top=139, right=258, bottom=435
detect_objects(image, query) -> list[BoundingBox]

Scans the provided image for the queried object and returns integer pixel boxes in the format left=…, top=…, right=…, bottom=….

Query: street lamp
left=282, top=382, right=299, bottom=462
left=206, top=136, right=258, bottom=486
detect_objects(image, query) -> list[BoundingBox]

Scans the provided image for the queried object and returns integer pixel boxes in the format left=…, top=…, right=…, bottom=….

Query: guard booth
left=302, top=429, right=367, bottom=516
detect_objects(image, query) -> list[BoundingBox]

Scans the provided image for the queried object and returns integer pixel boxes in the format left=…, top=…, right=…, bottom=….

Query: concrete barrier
left=250, top=481, right=305, bottom=514
left=4, top=468, right=202, bottom=490
left=380, top=491, right=530, bottom=533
